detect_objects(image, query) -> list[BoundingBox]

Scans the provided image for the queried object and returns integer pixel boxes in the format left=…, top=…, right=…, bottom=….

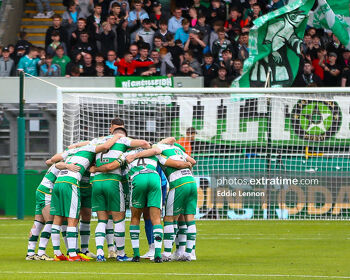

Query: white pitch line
left=0, top=271, right=350, bottom=279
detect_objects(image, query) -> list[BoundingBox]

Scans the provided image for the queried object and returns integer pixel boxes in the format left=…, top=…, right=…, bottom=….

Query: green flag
left=308, top=0, right=350, bottom=50
left=232, top=0, right=315, bottom=87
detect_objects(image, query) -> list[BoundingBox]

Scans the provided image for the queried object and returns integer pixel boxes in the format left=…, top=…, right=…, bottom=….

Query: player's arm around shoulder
left=125, top=146, right=162, bottom=164
left=89, top=154, right=124, bottom=173
left=55, top=162, right=81, bottom=172
left=164, top=158, right=193, bottom=169
left=95, top=133, right=122, bottom=153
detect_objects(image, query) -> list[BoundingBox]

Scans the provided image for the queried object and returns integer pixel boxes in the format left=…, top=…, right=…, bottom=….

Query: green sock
left=153, top=224, right=163, bottom=258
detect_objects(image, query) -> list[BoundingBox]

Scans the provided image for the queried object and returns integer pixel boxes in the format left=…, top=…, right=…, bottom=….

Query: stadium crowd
left=0, top=0, right=350, bottom=87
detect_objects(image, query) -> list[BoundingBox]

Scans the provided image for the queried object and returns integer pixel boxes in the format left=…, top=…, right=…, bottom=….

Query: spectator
left=45, top=14, right=69, bottom=50
left=46, top=31, right=68, bottom=56
left=17, top=47, right=44, bottom=76
left=78, top=0, right=94, bottom=18
left=93, top=0, right=110, bottom=19
left=188, top=7, right=198, bottom=28
left=39, top=54, right=61, bottom=76
left=96, top=21, right=116, bottom=56
left=52, top=45, right=71, bottom=76
left=232, top=58, right=243, bottom=79
left=154, top=19, right=171, bottom=43
left=201, top=52, right=218, bottom=87
left=105, top=50, right=118, bottom=75
left=81, top=52, right=96, bottom=76
left=0, top=47, right=15, bottom=77
left=293, top=60, right=323, bottom=87
left=309, top=35, right=323, bottom=60
left=237, top=32, right=249, bottom=61
left=141, top=64, right=158, bottom=76
left=168, top=7, right=183, bottom=34
left=95, top=62, right=106, bottom=77
left=65, top=53, right=82, bottom=76
left=129, top=44, right=140, bottom=59
left=87, top=3, right=103, bottom=35
left=153, top=35, right=164, bottom=52
left=70, top=65, right=81, bottom=76
left=149, top=1, right=169, bottom=30
left=209, top=20, right=224, bottom=51
left=150, top=49, right=161, bottom=74
left=184, top=29, right=206, bottom=63
left=341, top=68, right=350, bottom=87
left=70, top=18, right=89, bottom=47
left=136, top=19, right=155, bottom=48
left=135, top=43, right=152, bottom=75
left=71, top=31, right=96, bottom=57
left=110, top=2, right=125, bottom=23
left=178, top=62, right=198, bottom=78
left=166, top=33, right=184, bottom=71
left=177, top=127, right=196, bottom=156
left=12, top=46, right=26, bottom=66
left=339, top=49, right=350, bottom=71
left=184, top=50, right=202, bottom=75
left=33, top=0, right=54, bottom=18
left=114, top=51, right=154, bottom=76
left=117, top=19, right=141, bottom=58
left=312, top=48, right=326, bottom=81
left=322, top=52, right=341, bottom=87
left=107, top=14, right=119, bottom=49
left=224, top=7, right=241, bottom=32
left=301, top=33, right=312, bottom=55
left=195, top=13, right=211, bottom=47
left=220, top=48, right=235, bottom=78
left=207, top=0, right=226, bottom=25
left=268, top=0, right=285, bottom=11
left=192, top=0, right=208, bottom=18
left=326, top=34, right=344, bottom=58
left=212, top=27, right=235, bottom=62
left=15, top=32, right=32, bottom=55
left=174, top=18, right=191, bottom=45
left=62, top=1, right=83, bottom=38
left=210, top=67, right=231, bottom=87
left=159, top=47, right=176, bottom=76
left=128, top=0, right=149, bottom=27
left=109, top=0, right=130, bottom=14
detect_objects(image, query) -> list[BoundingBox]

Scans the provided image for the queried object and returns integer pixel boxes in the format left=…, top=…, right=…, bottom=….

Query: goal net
left=58, top=87, right=350, bottom=220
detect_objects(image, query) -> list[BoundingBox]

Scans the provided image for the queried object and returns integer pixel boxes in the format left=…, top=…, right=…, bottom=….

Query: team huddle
left=25, top=118, right=197, bottom=263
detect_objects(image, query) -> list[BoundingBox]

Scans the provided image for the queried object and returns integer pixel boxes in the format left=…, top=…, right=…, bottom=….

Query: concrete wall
left=0, top=0, right=24, bottom=46
left=0, top=77, right=204, bottom=103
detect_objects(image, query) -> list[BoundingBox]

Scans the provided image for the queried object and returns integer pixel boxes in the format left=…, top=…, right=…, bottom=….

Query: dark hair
left=204, top=52, right=213, bottom=58
left=111, top=117, right=124, bottom=126
left=166, top=33, right=174, bottom=41
left=159, top=19, right=168, bottom=25
left=111, top=2, right=121, bottom=8
left=52, top=14, right=62, bottom=20
left=78, top=18, right=87, bottom=22
left=51, top=30, right=60, bottom=37
left=113, top=127, right=128, bottom=136
left=46, top=54, right=54, bottom=59
left=139, top=42, right=150, bottom=51
left=56, top=45, right=64, bottom=51
left=186, top=127, right=196, bottom=134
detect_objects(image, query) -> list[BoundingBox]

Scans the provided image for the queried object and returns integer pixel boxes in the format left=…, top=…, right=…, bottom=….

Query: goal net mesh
left=61, top=91, right=350, bottom=220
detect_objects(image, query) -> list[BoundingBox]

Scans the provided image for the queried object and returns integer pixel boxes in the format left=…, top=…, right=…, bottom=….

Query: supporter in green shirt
left=52, top=45, right=71, bottom=76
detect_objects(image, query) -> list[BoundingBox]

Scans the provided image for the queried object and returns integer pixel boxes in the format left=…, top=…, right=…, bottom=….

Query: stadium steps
left=21, top=1, right=66, bottom=48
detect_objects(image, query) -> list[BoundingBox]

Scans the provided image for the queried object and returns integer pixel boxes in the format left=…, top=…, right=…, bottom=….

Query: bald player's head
left=110, top=117, right=125, bottom=134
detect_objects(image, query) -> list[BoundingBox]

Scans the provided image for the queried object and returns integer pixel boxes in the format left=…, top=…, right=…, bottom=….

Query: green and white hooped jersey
left=155, top=143, right=194, bottom=190
left=93, top=136, right=132, bottom=180
left=56, top=145, right=96, bottom=184
left=122, top=148, right=159, bottom=181
left=37, top=164, right=61, bottom=195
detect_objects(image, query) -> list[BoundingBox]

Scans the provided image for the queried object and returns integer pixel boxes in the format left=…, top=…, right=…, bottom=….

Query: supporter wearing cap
left=323, top=52, right=341, bottom=87
left=0, top=47, right=15, bottom=77
left=149, top=1, right=170, bottom=29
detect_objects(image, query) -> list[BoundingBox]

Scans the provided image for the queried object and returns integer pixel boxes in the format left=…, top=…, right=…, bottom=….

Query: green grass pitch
left=0, top=219, right=349, bottom=280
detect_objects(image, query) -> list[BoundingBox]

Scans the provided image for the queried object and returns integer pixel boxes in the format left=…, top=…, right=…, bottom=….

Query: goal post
left=56, top=87, right=350, bottom=220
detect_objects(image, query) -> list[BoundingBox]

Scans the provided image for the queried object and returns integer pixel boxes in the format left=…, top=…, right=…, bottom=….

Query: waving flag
left=232, top=0, right=315, bottom=87
left=308, top=0, right=350, bottom=50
